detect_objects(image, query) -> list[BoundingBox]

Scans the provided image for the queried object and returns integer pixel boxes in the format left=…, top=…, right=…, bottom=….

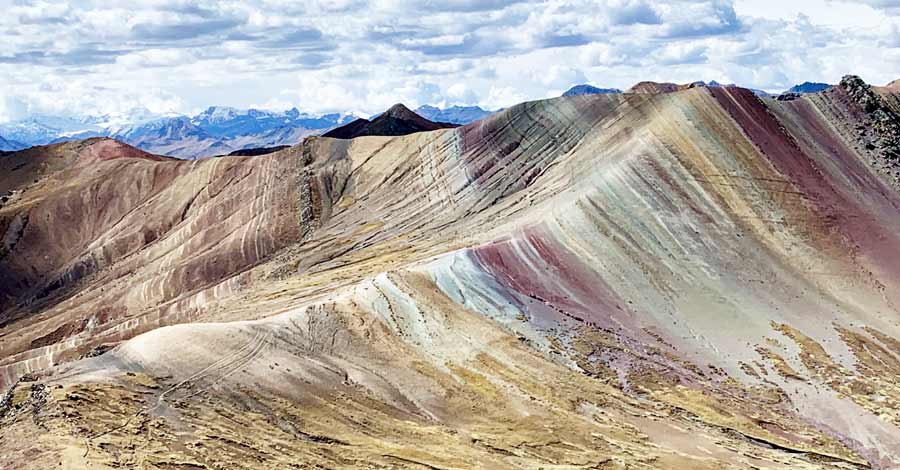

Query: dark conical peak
left=323, top=102, right=458, bottom=139
left=383, top=103, right=418, bottom=119
left=375, top=103, right=444, bottom=129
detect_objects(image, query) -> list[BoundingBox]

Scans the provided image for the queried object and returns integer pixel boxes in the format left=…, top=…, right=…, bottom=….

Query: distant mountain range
left=413, top=105, right=494, bottom=125
left=0, top=107, right=357, bottom=159
left=106, top=107, right=361, bottom=159
left=0, top=104, right=496, bottom=159
left=563, top=84, right=622, bottom=96
left=190, top=106, right=353, bottom=136
left=0, top=81, right=842, bottom=158
left=0, top=115, right=106, bottom=148
left=112, top=116, right=234, bottom=158
left=785, top=82, right=832, bottom=94
left=0, top=134, right=26, bottom=151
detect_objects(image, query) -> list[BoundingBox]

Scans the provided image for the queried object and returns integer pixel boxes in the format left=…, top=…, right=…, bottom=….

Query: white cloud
left=579, top=43, right=628, bottom=67
left=0, top=0, right=898, bottom=123
left=400, top=35, right=470, bottom=47
left=446, top=83, right=479, bottom=104
left=652, top=42, right=709, bottom=65
left=484, top=85, right=527, bottom=109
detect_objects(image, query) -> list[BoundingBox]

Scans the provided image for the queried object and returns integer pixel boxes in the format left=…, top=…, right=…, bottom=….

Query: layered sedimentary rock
left=0, top=138, right=307, bottom=381
left=2, top=76, right=900, bottom=469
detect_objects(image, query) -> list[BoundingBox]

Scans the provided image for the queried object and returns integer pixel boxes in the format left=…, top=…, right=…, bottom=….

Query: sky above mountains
left=1, top=0, right=899, bottom=123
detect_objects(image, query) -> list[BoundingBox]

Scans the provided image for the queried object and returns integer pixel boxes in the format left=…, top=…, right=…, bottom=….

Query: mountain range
left=413, top=104, right=494, bottom=124
left=2, top=75, right=900, bottom=468
left=0, top=107, right=360, bottom=159
left=0, top=81, right=852, bottom=158
left=0, top=135, right=25, bottom=152
left=0, top=105, right=495, bottom=159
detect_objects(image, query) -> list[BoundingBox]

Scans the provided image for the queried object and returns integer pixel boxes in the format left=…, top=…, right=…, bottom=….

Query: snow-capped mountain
left=0, top=115, right=107, bottom=146
left=190, top=106, right=355, bottom=139
left=115, top=116, right=210, bottom=141
left=414, top=105, right=494, bottom=125
left=112, top=108, right=361, bottom=158
left=108, top=116, right=227, bottom=159
left=0, top=107, right=360, bottom=159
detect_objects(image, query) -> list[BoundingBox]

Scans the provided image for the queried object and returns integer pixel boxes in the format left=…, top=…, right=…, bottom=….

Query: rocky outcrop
left=838, top=75, right=900, bottom=188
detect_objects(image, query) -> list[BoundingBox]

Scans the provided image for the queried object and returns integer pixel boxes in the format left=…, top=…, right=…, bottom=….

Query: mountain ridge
left=0, top=80, right=859, bottom=157
left=2, top=77, right=900, bottom=467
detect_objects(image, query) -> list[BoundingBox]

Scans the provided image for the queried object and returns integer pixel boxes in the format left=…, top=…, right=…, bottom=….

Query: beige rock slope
left=2, top=76, right=900, bottom=468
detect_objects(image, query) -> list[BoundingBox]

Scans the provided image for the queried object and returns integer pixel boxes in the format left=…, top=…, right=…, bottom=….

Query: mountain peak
left=323, top=103, right=457, bottom=139
left=384, top=103, right=417, bottom=119
left=562, top=84, right=622, bottom=96
left=785, top=82, right=832, bottom=94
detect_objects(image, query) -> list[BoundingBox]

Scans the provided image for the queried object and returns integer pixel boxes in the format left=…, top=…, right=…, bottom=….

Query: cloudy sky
left=1, top=0, right=899, bottom=122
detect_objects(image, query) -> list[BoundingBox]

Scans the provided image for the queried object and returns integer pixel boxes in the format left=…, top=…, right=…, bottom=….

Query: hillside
left=1, top=76, right=900, bottom=468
